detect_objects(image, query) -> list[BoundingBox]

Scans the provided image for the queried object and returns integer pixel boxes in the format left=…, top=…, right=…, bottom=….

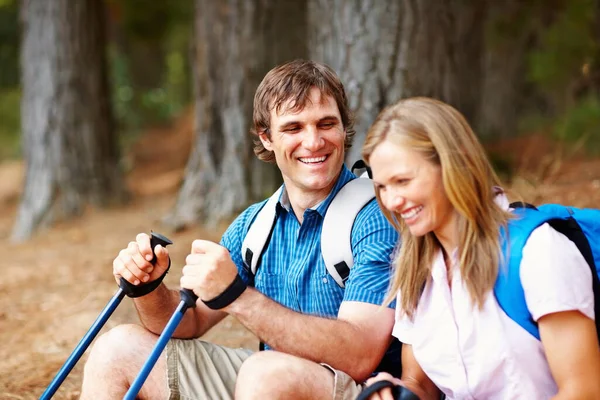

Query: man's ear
left=259, top=131, right=273, bottom=151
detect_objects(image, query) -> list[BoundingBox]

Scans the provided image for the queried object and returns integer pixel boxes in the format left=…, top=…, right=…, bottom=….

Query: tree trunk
left=477, top=1, right=533, bottom=140
left=13, top=0, right=126, bottom=242
left=401, top=0, right=487, bottom=120
left=309, top=0, right=487, bottom=163
left=165, top=0, right=307, bottom=230
left=309, top=0, right=406, bottom=164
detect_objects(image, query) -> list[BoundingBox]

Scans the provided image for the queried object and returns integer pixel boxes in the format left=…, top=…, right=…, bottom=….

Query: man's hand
left=113, top=233, right=170, bottom=286
left=181, top=240, right=239, bottom=303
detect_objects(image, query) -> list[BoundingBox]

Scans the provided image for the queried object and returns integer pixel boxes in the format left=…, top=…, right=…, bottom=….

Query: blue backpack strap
left=496, top=204, right=600, bottom=341
left=538, top=205, right=600, bottom=341
left=494, top=206, right=556, bottom=340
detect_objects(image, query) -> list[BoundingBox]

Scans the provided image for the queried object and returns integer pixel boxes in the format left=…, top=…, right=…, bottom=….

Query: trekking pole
left=40, top=232, right=172, bottom=400
left=123, top=288, right=198, bottom=400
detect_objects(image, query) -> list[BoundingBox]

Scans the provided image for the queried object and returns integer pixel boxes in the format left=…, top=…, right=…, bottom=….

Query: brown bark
left=309, top=0, right=406, bottom=164
left=477, top=0, right=533, bottom=140
left=13, top=0, right=126, bottom=242
left=399, top=0, right=487, bottom=124
left=310, top=0, right=489, bottom=162
left=166, top=0, right=306, bottom=230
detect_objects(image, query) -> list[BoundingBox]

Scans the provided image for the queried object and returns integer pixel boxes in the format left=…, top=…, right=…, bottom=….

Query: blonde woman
left=360, top=97, right=600, bottom=399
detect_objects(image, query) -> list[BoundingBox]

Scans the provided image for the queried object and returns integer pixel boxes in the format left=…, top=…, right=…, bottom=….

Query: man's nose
left=303, top=126, right=324, bottom=150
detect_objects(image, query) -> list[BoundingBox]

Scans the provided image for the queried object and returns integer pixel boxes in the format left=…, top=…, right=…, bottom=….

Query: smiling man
left=80, top=60, right=399, bottom=400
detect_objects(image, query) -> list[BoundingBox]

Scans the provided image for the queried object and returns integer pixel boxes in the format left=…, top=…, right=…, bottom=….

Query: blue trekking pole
left=124, top=246, right=248, bottom=399
left=40, top=232, right=172, bottom=400
left=123, top=288, right=198, bottom=400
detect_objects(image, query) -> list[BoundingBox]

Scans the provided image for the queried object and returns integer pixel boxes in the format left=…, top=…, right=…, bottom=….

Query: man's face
left=259, top=87, right=346, bottom=201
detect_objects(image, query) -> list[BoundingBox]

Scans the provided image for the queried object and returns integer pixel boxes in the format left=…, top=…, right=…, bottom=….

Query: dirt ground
left=1, top=113, right=600, bottom=399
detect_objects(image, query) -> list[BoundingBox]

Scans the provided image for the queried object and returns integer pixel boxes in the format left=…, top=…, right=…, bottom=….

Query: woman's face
left=369, top=139, right=456, bottom=241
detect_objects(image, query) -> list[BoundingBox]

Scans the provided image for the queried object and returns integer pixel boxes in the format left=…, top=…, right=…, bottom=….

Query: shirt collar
left=275, top=164, right=356, bottom=218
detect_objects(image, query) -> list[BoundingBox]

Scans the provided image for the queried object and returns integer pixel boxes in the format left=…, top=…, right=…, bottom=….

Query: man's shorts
left=166, top=339, right=363, bottom=400
left=166, top=339, right=252, bottom=400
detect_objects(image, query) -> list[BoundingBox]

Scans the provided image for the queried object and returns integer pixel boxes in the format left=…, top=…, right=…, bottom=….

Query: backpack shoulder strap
left=496, top=203, right=600, bottom=340
left=321, top=177, right=375, bottom=287
left=538, top=205, right=600, bottom=340
left=241, top=187, right=283, bottom=275
left=494, top=206, right=556, bottom=340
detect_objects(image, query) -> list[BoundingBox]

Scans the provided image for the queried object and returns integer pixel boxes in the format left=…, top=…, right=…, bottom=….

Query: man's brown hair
left=251, top=59, right=355, bottom=163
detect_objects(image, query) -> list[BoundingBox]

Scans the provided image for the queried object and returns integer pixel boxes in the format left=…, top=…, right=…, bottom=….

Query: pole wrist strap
left=202, top=274, right=247, bottom=310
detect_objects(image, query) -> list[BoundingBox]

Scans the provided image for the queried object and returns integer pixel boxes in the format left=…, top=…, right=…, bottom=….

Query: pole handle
left=119, top=232, right=173, bottom=298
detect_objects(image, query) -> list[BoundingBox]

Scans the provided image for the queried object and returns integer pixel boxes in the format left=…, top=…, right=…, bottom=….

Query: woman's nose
left=384, top=189, right=405, bottom=212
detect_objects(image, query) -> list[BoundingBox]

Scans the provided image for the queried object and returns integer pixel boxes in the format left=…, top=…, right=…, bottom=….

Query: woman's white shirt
left=392, top=219, right=594, bottom=399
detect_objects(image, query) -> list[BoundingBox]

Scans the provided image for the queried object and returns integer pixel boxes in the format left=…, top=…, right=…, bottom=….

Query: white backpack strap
left=321, top=178, right=375, bottom=287
left=241, top=187, right=283, bottom=275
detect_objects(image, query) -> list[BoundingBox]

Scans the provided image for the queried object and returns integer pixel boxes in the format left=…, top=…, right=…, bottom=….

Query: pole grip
left=180, top=288, right=198, bottom=308
left=119, top=232, right=173, bottom=298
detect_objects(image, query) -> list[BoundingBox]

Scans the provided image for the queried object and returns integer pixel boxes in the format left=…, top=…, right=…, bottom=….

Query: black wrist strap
left=202, top=274, right=247, bottom=310
left=119, top=258, right=171, bottom=298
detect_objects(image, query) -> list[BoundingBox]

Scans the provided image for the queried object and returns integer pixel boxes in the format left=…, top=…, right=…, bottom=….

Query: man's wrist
left=224, top=286, right=254, bottom=314
left=202, top=273, right=247, bottom=310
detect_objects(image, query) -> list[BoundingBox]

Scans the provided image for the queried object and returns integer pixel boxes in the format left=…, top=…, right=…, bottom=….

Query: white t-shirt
left=393, top=208, right=595, bottom=399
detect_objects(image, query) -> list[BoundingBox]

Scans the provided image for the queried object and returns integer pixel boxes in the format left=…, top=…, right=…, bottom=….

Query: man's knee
left=236, top=351, right=334, bottom=399
left=81, top=324, right=167, bottom=399
left=236, top=351, right=292, bottom=398
left=86, top=324, right=154, bottom=368
left=238, top=351, right=297, bottom=381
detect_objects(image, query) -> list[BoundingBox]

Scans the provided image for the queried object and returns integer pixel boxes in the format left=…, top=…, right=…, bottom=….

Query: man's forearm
left=226, top=288, right=386, bottom=381
left=133, top=283, right=200, bottom=338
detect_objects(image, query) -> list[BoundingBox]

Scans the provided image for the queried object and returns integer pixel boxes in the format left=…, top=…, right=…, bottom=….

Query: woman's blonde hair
left=362, top=97, right=511, bottom=319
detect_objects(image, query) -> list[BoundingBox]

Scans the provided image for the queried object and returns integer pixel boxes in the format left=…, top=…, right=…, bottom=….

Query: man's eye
left=320, top=122, right=335, bottom=129
left=284, top=126, right=300, bottom=132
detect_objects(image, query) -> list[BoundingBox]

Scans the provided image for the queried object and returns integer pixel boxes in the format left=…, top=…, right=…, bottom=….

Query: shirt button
left=322, top=277, right=328, bottom=284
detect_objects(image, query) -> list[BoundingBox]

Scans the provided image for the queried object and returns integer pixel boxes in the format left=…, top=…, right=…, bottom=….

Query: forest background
left=1, top=0, right=600, bottom=398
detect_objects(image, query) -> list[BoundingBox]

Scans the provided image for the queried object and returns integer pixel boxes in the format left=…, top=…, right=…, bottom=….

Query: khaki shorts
left=166, top=339, right=253, bottom=400
left=321, top=363, right=365, bottom=400
left=166, top=339, right=363, bottom=400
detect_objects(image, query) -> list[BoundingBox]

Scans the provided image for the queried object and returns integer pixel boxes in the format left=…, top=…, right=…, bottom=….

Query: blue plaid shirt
left=220, top=165, right=398, bottom=318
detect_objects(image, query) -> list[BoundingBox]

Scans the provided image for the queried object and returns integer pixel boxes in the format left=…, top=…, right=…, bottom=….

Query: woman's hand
left=362, top=372, right=403, bottom=400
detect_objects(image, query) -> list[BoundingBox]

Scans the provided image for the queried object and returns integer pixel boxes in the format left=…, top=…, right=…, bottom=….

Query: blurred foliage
left=0, top=0, right=19, bottom=88
left=489, top=150, right=516, bottom=183
left=0, top=0, right=194, bottom=161
left=528, top=0, right=597, bottom=99
left=524, top=0, right=600, bottom=153
left=553, top=95, right=600, bottom=155
left=485, top=0, right=541, bottom=46
left=1, top=0, right=599, bottom=160
left=0, top=88, right=21, bottom=159
left=107, top=0, right=194, bottom=139
left=0, top=0, right=19, bottom=159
